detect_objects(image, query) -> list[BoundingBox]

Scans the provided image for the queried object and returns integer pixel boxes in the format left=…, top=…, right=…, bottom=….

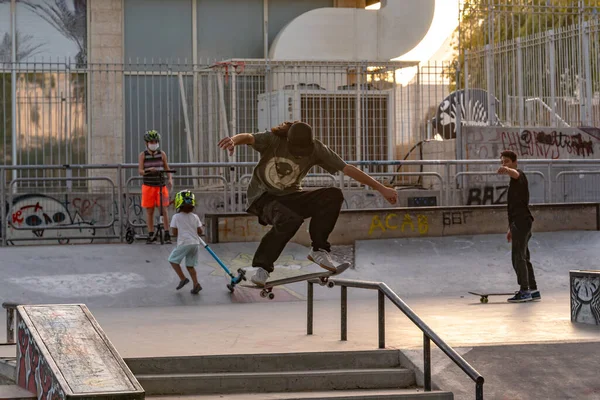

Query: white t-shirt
left=170, top=212, right=203, bottom=246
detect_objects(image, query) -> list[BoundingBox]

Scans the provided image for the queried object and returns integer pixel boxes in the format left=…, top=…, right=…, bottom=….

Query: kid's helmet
left=174, top=190, right=195, bottom=212
left=144, top=130, right=161, bottom=142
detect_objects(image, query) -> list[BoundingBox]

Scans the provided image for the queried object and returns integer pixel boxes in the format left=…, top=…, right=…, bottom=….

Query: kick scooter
left=198, top=235, right=246, bottom=292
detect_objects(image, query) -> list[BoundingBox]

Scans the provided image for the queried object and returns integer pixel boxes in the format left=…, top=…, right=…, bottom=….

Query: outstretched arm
left=497, top=166, right=519, bottom=179
left=342, top=165, right=398, bottom=205
left=218, top=134, right=255, bottom=155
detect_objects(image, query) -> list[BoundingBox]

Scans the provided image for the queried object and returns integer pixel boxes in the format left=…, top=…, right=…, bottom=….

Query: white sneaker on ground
left=308, top=249, right=337, bottom=272
left=251, top=267, right=270, bottom=286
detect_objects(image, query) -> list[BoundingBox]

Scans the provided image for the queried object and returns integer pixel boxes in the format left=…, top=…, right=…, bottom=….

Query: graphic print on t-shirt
left=263, top=157, right=301, bottom=190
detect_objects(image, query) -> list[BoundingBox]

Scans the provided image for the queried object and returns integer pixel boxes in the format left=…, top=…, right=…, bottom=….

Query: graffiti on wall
left=5, top=194, right=96, bottom=244
left=571, top=275, right=600, bottom=325
left=501, top=130, right=595, bottom=159
left=466, top=127, right=600, bottom=160
left=368, top=213, right=429, bottom=235
left=17, top=320, right=66, bottom=399
left=466, top=185, right=508, bottom=205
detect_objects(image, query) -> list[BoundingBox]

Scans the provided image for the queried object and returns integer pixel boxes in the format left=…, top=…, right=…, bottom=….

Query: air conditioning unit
left=257, top=87, right=395, bottom=163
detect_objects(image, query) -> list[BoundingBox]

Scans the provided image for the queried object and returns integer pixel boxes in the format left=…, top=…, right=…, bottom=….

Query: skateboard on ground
left=468, top=291, right=516, bottom=303
left=241, top=262, right=351, bottom=300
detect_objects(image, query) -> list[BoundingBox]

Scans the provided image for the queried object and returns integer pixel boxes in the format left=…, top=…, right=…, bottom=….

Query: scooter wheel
left=227, top=284, right=234, bottom=293
left=125, top=229, right=134, bottom=244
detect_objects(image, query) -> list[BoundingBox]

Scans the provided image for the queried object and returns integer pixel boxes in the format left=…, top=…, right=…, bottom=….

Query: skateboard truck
left=198, top=236, right=246, bottom=292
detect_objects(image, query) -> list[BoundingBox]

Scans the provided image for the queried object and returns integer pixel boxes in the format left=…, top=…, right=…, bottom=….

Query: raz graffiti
left=368, top=213, right=429, bottom=235
left=466, top=185, right=508, bottom=205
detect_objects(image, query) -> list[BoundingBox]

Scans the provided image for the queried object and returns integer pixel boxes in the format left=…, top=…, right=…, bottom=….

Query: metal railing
left=306, top=278, right=484, bottom=400
left=1, top=303, right=17, bottom=346
left=2, top=159, right=600, bottom=246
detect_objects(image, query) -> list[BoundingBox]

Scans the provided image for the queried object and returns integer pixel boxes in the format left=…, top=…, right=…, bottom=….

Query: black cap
left=287, top=122, right=314, bottom=157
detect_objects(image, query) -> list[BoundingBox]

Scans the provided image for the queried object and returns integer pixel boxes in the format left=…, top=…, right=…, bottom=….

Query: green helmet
left=174, top=190, right=195, bottom=212
left=144, top=130, right=161, bottom=142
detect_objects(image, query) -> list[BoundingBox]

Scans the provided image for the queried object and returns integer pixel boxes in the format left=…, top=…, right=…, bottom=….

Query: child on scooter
left=168, top=190, right=203, bottom=294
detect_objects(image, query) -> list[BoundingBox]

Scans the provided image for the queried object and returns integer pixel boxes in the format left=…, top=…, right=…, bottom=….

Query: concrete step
left=148, top=389, right=454, bottom=399
left=126, top=350, right=402, bottom=374
left=137, top=368, right=415, bottom=395
left=0, top=385, right=36, bottom=400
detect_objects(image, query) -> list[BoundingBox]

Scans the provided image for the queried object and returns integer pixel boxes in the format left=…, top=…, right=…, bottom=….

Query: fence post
left=423, top=334, right=431, bottom=391
left=581, top=21, right=593, bottom=126
left=341, top=286, right=347, bottom=341
left=455, top=62, right=463, bottom=161
left=516, top=38, right=524, bottom=127
left=485, top=44, right=497, bottom=126
left=378, top=290, right=385, bottom=349
left=307, top=282, right=313, bottom=335
left=547, top=30, right=557, bottom=127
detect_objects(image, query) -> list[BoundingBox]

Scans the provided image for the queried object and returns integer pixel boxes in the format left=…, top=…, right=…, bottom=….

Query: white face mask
left=148, top=143, right=159, bottom=151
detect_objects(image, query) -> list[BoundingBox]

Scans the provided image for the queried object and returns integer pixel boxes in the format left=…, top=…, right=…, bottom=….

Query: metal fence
left=0, top=59, right=457, bottom=184
left=460, top=0, right=600, bottom=128
left=1, top=159, right=600, bottom=246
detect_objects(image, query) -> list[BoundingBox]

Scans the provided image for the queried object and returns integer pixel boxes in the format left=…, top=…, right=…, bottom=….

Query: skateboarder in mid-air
left=497, top=150, right=541, bottom=303
left=218, top=121, right=398, bottom=286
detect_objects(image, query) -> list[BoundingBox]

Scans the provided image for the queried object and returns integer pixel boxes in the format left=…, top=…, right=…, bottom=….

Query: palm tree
left=20, top=0, right=87, bottom=67
left=0, top=31, right=46, bottom=64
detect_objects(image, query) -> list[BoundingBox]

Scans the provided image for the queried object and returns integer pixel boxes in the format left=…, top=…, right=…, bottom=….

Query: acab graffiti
left=368, top=213, right=429, bottom=235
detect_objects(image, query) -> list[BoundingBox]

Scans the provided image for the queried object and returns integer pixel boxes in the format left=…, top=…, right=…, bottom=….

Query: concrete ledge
left=205, top=203, right=599, bottom=244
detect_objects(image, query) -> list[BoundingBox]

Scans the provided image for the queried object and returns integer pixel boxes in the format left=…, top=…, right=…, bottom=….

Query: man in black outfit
left=497, top=150, right=541, bottom=303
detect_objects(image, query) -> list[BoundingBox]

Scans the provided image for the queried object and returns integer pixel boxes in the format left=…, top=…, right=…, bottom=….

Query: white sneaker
left=251, top=268, right=270, bottom=286
left=308, top=249, right=337, bottom=272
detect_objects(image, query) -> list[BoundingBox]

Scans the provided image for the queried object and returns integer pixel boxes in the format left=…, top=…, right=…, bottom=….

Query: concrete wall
left=205, top=203, right=600, bottom=244
left=461, top=126, right=600, bottom=205
left=421, top=138, right=455, bottom=191
left=89, top=0, right=124, bottom=183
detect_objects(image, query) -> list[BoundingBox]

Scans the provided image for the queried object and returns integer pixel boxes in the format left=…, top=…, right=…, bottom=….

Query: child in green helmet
left=168, top=190, right=203, bottom=294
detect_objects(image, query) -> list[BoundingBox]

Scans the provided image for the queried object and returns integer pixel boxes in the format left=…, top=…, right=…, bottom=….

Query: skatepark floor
left=2, top=231, right=600, bottom=399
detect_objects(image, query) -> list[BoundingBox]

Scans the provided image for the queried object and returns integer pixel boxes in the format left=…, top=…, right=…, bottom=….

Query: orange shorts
left=141, top=185, right=169, bottom=208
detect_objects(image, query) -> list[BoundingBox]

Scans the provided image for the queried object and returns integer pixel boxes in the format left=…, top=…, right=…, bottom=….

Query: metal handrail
left=307, top=278, right=484, bottom=399
left=1, top=302, right=18, bottom=346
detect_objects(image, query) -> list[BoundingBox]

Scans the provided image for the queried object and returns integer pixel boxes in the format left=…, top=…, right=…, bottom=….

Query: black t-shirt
left=507, top=168, right=533, bottom=224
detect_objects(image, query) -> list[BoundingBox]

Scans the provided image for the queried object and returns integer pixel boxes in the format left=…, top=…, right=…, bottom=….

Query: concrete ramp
left=16, top=304, right=144, bottom=399
left=354, top=231, right=600, bottom=297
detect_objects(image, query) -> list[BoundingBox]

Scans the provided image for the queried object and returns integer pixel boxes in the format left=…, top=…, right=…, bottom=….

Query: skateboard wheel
left=268, top=293, right=275, bottom=300
left=481, top=297, right=488, bottom=303
left=227, top=284, right=234, bottom=293
left=260, top=290, right=267, bottom=298
left=327, top=281, right=335, bottom=288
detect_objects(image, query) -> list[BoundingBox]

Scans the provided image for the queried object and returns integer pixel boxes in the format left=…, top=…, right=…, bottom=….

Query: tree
left=447, top=0, right=598, bottom=90
left=21, top=0, right=87, bottom=67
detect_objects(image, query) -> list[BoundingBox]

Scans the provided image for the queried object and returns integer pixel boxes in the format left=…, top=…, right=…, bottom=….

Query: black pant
left=250, top=188, right=344, bottom=273
left=510, top=217, right=537, bottom=291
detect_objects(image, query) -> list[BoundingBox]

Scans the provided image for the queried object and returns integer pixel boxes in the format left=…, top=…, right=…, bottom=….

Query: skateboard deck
left=468, top=291, right=516, bottom=303
left=241, top=262, right=351, bottom=300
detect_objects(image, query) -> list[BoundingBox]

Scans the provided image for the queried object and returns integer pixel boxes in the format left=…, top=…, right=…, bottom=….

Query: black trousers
left=510, top=217, right=538, bottom=291
left=250, top=188, right=344, bottom=273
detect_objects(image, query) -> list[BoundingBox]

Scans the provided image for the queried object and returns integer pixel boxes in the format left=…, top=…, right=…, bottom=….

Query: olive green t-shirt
left=245, top=131, right=347, bottom=210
